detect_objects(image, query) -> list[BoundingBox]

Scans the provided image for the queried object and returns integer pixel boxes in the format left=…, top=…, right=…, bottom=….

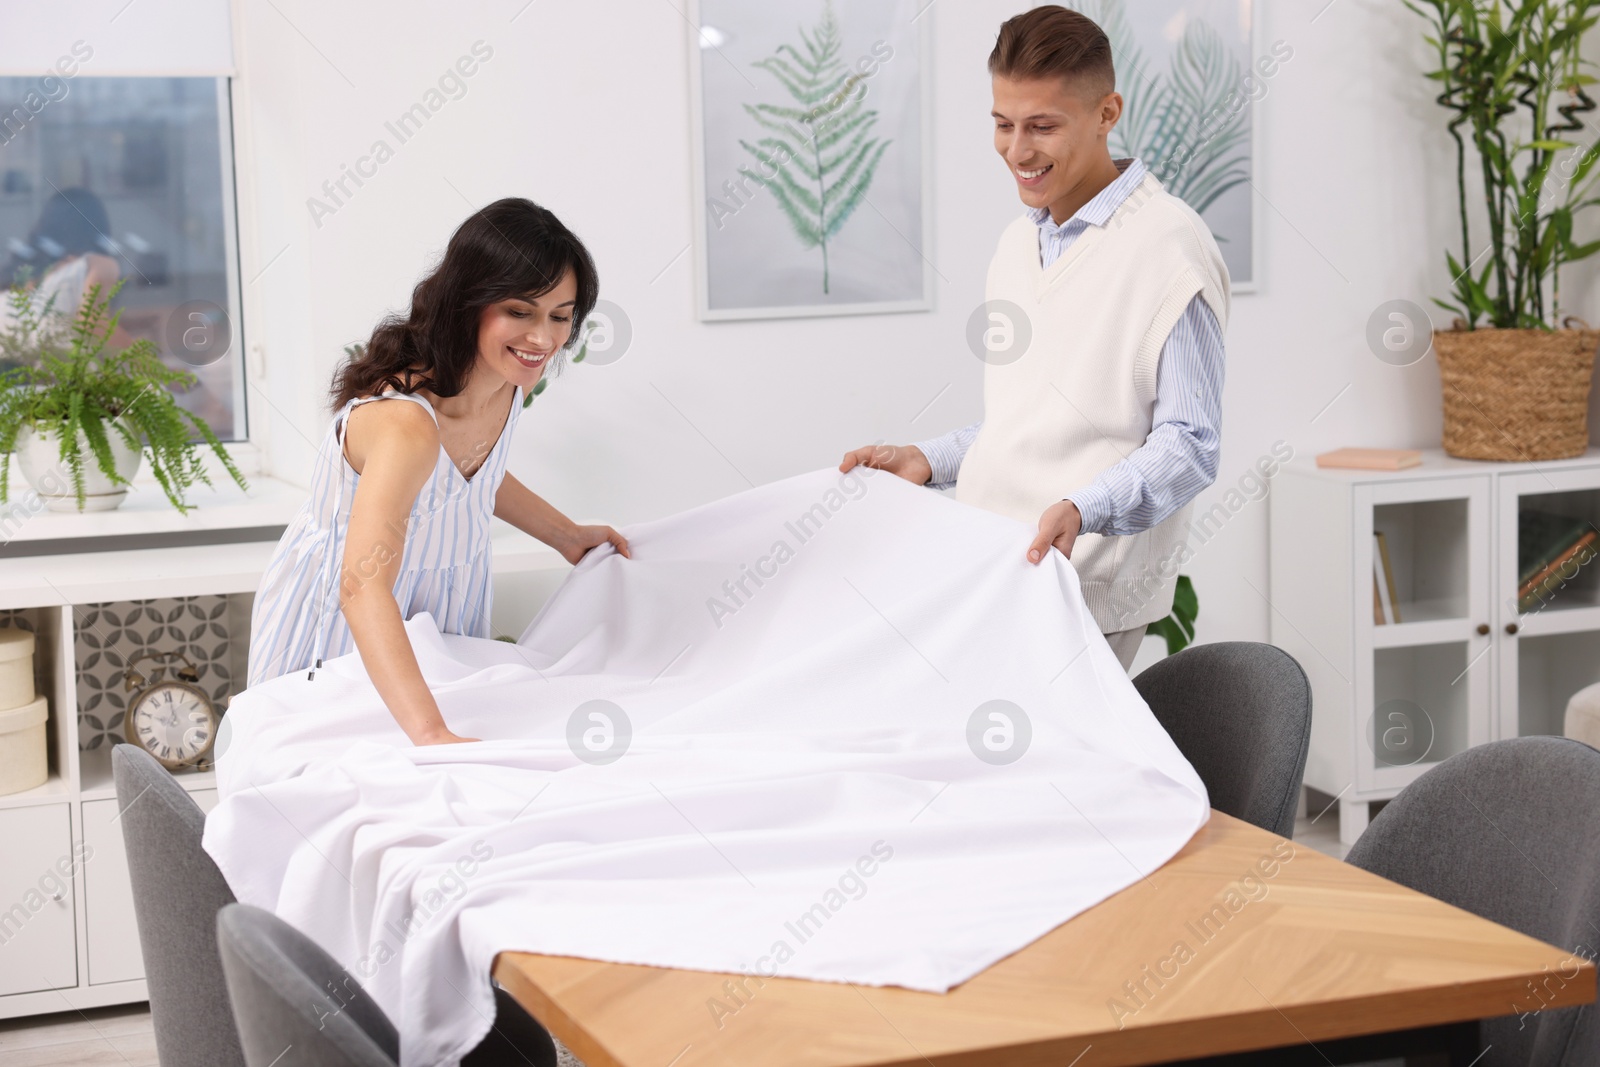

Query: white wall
left=230, top=0, right=1552, bottom=660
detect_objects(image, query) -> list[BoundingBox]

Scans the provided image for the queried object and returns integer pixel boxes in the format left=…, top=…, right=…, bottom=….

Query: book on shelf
left=1317, top=448, right=1424, bottom=471
left=1516, top=508, right=1600, bottom=612
left=1517, top=509, right=1593, bottom=588
left=1374, top=531, right=1401, bottom=624
left=1518, top=530, right=1600, bottom=612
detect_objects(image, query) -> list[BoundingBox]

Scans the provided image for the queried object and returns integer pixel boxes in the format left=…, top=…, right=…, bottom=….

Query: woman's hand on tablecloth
left=559, top=523, right=632, bottom=565
left=411, top=725, right=481, bottom=746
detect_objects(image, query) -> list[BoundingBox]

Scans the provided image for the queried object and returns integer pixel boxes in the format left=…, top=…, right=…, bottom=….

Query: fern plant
left=0, top=286, right=69, bottom=377
left=0, top=281, right=247, bottom=513
left=1071, top=0, right=1250, bottom=217
left=738, top=0, right=892, bottom=294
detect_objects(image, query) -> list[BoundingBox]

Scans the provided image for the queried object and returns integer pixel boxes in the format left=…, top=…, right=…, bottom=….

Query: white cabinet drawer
left=0, top=804, right=79, bottom=996
left=82, top=788, right=218, bottom=986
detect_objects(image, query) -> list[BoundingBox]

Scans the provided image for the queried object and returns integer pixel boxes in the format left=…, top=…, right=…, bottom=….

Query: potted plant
left=0, top=281, right=248, bottom=513
left=1146, top=575, right=1198, bottom=657
left=1408, top=0, right=1600, bottom=460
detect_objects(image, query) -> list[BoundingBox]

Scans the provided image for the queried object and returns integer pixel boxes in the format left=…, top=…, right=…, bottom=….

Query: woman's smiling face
left=476, top=267, right=579, bottom=389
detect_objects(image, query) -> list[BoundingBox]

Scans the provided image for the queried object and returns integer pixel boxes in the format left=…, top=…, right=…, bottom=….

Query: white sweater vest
left=956, top=172, right=1230, bottom=633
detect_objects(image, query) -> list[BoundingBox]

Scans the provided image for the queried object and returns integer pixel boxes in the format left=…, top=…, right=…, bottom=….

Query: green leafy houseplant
left=1406, top=0, right=1600, bottom=460
left=0, top=281, right=248, bottom=513
left=1407, top=0, right=1600, bottom=328
left=1146, top=574, right=1198, bottom=656
left=0, top=289, right=68, bottom=378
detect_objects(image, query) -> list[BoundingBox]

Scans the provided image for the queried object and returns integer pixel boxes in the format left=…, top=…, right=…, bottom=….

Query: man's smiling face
left=992, top=73, right=1122, bottom=224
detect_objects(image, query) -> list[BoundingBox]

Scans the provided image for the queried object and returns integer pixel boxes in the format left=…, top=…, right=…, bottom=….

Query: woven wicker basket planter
left=1432, top=327, right=1600, bottom=461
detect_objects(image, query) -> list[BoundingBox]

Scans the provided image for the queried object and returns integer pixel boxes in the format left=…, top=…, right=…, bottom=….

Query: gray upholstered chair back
left=218, top=903, right=560, bottom=1067
left=1346, top=737, right=1600, bottom=1067
left=217, top=903, right=399, bottom=1067
left=111, top=743, right=246, bottom=1067
left=1132, top=641, right=1312, bottom=838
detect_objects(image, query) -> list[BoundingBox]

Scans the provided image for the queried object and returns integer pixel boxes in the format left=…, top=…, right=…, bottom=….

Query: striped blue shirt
left=915, top=157, right=1225, bottom=537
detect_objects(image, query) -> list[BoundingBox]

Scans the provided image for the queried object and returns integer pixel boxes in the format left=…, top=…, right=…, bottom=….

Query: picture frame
left=1072, top=0, right=1266, bottom=292
left=686, top=0, right=935, bottom=322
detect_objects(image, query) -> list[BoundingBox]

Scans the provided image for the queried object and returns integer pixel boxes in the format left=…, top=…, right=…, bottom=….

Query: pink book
left=1316, top=448, right=1423, bottom=471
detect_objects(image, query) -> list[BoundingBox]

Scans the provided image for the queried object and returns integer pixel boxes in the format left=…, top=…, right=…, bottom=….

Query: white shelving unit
left=0, top=477, right=570, bottom=1018
left=1270, top=448, right=1600, bottom=845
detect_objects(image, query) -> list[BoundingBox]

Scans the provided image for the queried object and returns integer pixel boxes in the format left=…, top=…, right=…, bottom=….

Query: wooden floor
left=0, top=815, right=1353, bottom=1066
left=0, top=999, right=589, bottom=1067
left=0, top=1004, right=157, bottom=1067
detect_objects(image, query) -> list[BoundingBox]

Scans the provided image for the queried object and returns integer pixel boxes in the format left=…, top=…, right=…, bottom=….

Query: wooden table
left=493, top=811, right=1595, bottom=1067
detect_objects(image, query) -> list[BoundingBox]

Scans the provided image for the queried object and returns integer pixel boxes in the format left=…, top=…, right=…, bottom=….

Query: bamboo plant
left=1406, top=0, right=1600, bottom=328
left=0, top=280, right=248, bottom=513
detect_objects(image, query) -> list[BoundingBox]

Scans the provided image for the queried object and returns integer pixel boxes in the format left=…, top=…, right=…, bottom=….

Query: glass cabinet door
left=1356, top=476, right=1491, bottom=793
left=1497, top=467, right=1600, bottom=741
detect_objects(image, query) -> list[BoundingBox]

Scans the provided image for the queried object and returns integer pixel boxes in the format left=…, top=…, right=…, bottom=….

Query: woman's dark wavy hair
left=329, top=197, right=599, bottom=412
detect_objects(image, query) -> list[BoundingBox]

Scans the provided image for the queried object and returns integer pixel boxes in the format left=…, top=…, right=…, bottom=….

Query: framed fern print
left=688, top=0, right=934, bottom=321
left=1070, top=0, right=1265, bottom=290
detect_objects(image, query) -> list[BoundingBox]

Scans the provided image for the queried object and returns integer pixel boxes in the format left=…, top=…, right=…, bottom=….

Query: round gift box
left=0, top=694, right=48, bottom=796
left=0, top=627, right=36, bottom=712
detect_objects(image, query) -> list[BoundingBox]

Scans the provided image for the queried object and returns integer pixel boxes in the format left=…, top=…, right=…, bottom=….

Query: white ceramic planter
left=14, top=417, right=144, bottom=512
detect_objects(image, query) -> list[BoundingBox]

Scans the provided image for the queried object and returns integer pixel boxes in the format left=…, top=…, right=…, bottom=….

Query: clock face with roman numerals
left=124, top=681, right=219, bottom=770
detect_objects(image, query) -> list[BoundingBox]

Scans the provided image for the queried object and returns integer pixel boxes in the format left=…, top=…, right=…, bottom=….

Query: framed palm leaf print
left=688, top=0, right=934, bottom=321
left=1071, top=0, right=1269, bottom=290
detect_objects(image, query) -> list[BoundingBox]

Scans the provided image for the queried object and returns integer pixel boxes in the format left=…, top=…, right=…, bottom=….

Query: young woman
left=246, top=198, right=630, bottom=745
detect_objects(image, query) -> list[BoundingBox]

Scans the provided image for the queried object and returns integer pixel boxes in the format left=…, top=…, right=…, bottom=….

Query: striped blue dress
left=246, top=383, right=523, bottom=687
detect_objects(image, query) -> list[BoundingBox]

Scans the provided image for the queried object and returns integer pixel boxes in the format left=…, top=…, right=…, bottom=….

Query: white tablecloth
left=203, top=467, right=1209, bottom=1066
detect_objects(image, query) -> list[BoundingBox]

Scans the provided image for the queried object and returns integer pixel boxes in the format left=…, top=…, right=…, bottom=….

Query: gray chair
left=112, top=743, right=246, bottom=1067
left=1346, top=737, right=1600, bottom=1067
left=1132, top=641, right=1312, bottom=838
left=114, top=743, right=558, bottom=1067
left=217, top=903, right=558, bottom=1067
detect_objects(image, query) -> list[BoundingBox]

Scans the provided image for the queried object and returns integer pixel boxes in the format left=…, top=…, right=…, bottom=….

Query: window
left=0, top=76, right=245, bottom=442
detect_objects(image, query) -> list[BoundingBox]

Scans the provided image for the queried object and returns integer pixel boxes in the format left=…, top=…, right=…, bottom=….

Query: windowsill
left=0, top=431, right=576, bottom=601
left=0, top=471, right=307, bottom=556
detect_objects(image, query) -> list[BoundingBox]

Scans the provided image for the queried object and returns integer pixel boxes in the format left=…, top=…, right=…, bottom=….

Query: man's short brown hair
left=989, top=6, right=1115, bottom=100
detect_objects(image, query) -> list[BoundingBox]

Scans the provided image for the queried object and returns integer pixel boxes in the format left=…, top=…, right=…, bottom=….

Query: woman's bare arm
left=494, top=470, right=630, bottom=564
left=339, top=399, right=475, bottom=745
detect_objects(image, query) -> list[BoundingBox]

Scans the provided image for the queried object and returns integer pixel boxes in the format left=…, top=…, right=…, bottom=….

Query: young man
left=840, top=5, right=1229, bottom=672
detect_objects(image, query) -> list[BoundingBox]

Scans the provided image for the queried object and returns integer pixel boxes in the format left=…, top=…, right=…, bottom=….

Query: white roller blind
left=0, top=0, right=233, bottom=76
